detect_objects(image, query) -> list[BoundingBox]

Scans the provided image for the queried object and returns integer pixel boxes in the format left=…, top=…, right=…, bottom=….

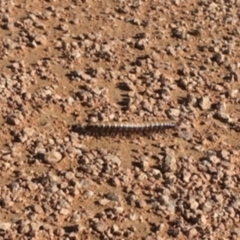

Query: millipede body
left=72, top=121, right=177, bottom=136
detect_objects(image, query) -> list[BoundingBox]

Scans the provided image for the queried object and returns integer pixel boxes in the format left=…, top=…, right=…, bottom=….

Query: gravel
left=0, top=0, right=240, bottom=239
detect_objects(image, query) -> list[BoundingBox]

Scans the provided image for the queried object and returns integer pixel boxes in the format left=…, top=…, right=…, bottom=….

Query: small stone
left=166, top=200, right=176, bottom=213
left=211, top=52, right=225, bottom=64
left=29, top=222, right=40, bottom=232
left=167, top=108, right=180, bottom=118
left=0, top=222, right=12, bottom=231
left=109, top=177, right=121, bottom=187
left=214, top=111, right=231, bottom=123
left=23, top=127, right=35, bottom=137
left=105, top=192, right=119, bottom=201
left=231, top=227, right=240, bottom=238
left=67, top=96, right=75, bottom=105
left=136, top=199, right=147, bottom=208
left=112, top=224, right=119, bottom=233
left=93, top=222, right=107, bottom=233
left=6, top=116, right=20, bottom=125
left=168, top=227, right=179, bottom=237
left=118, top=80, right=136, bottom=91
left=182, top=170, right=191, bottom=183
left=207, top=133, right=219, bottom=142
left=200, top=214, right=207, bottom=225
left=65, top=171, right=75, bottom=180
left=34, top=34, right=47, bottom=45
left=189, top=197, right=199, bottom=210
left=135, top=39, right=148, bottom=50
left=140, top=157, right=149, bottom=171
left=98, top=198, right=110, bottom=206
left=230, top=71, right=238, bottom=82
left=173, top=0, right=180, bottom=6
left=44, top=151, right=62, bottom=164
left=228, top=89, right=238, bottom=98
left=129, top=213, right=138, bottom=221
left=178, top=130, right=192, bottom=141
left=199, top=96, right=211, bottom=110
left=54, top=228, right=65, bottom=237
left=172, top=26, right=188, bottom=39
left=202, top=201, right=212, bottom=212
left=152, top=168, right=161, bottom=177
left=104, top=154, right=121, bottom=166
left=59, top=208, right=70, bottom=215
left=161, top=154, right=177, bottom=173
left=218, top=150, right=230, bottom=160
left=166, top=46, right=176, bottom=56
left=33, top=204, right=44, bottom=214
left=188, top=228, right=198, bottom=238
left=59, top=23, right=69, bottom=31
left=84, top=190, right=94, bottom=198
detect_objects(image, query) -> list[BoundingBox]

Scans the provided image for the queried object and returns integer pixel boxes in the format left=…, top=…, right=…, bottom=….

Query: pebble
left=218, top=150, right=230, bottom=160
left=178, top=130, right=192, bottom=141
left=65, top=171, right=75, bottom=180
left=167, top=108, right=180, bottom=118
left=136, top=199, right=147, bottom=209
left=0, top=222, right=12, bottom=231
left=92, top=222, right=108, bottom=233
left=98, top=198, right=110, bottom=206
left=44, top=151, right=62, bottom=164
left=108, top=176, right=121, bottom=187
left=161, top=154, right=177, bottom=173
left=135, top=39, right=148, bottom=50
left=228, top=89, right=238, bottom=98
left=214, top=111, right=231, bottom=123
left=6, top=115, right=21, bottom=125
left=104, top=154, right=121, bottom=167
left=34, top=34, right=47, bottom=45
left=105, top=192, right=119, bottom=202
left=59, top=208, right=70, bottom=215
left=22, top=127, right=35, bottom=137
left=167, top=228, right=179, bottom=237
left=139, top=156, right=149, bottom=171
left=199, top=96, right=211, bottom=110
left=188, top=228, right=198, bottom=238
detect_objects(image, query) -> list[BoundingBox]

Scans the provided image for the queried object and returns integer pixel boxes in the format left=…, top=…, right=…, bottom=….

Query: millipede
left=71, top=121, right=178, bottom=136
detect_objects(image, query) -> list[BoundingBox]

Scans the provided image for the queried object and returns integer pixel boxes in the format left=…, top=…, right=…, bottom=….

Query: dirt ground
left=0, top=0, right=240, bottom=239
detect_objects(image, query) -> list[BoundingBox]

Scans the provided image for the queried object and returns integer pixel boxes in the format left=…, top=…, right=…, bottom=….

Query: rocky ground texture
left=0, top=0, right=240, bottom=239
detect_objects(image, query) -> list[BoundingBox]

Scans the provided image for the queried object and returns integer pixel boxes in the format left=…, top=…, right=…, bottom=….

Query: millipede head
left=71, top=124, right=87, bottom=134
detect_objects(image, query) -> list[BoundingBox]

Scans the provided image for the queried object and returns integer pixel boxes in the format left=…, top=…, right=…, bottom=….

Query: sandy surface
left=0, top=0, right=240, bottom=239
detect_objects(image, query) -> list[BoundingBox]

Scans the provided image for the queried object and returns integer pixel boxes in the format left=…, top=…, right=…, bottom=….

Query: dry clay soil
left=0, top=0, right=240, bottom=240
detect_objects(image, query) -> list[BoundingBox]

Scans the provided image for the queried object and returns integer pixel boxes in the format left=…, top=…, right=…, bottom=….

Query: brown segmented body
left=72, top=121, right=177, bottom=136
